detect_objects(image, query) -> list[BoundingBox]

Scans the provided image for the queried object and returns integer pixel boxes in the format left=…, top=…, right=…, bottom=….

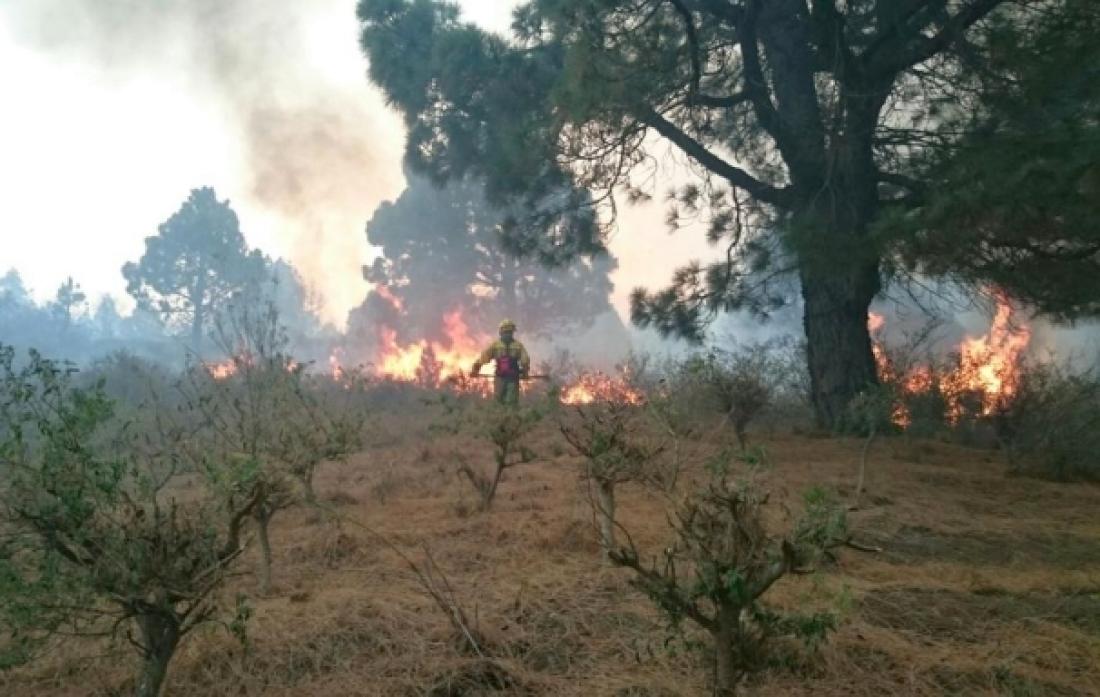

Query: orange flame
left=560, top=371, right=645, bottom=405
left=363, top=284, right=647, bottom=404
left=204, top=359, right=237, bottom=380
left=869, top=294, right=1031, bottom=427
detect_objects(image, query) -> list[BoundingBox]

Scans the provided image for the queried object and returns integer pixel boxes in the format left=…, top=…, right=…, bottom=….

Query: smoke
left=1, top=0, right=404, bottom=326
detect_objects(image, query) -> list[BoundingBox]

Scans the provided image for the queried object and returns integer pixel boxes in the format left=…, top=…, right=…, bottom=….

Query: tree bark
left=713, top=602, right=739, bottom=696
left=594, top=479, right=616, bottom=557
left=800, top=259, right=880, bottom=428
left=256, top=508, right=273, bottom=594
left=134, top=612, right=180, bottom=697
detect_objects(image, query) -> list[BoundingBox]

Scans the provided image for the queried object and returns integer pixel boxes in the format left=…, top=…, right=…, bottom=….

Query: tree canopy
left=122, top=187, right=266, bottom=351
left=358, top=0, right=1100, bottom=426
left=359, top=174, right=618, bottom=343
left=886, top=0, right=1100, bottom=318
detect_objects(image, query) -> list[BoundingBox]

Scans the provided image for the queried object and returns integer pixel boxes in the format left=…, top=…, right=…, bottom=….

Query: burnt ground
left=3, top=409, right=1099, bottom=696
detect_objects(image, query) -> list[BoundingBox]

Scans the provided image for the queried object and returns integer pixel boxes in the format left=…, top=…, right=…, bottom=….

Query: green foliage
left=358, top=0, right=1098, bottom=429
left=442, top=397, right=544, bottom=511
left=560, top=402, right=661, bottom=486
left=661, top=340, right=808, bottom=446
left=357, top=0, right=604, bottom=266
left=609, top=473, right=845, bottom=690
left=0, top=344, right=255, bottom=694
left=122, top=187, right=266, bottom=347
left=885, top=0, right=1100, bottom=318
left=183, top=304, right=363, bottom=590
left=50, top=276, right=86, bottom=328
left=842, top=384, right=897, bottom=437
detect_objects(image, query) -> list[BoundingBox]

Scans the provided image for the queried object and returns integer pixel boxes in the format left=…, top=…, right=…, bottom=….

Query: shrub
left=0, top=345, right=254, bottom=697
left=994, top=361, right=1100, bottom=480
left=663, top=339, right=807, bottom=449
left=560, top=402, right=663, bottom=556
left=608, top=472, right=846, bottom=695
left=442, top=400, right=543, bottom=511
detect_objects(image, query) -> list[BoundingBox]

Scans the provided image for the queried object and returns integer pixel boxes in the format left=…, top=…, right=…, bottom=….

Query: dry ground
left=4, top=405, right=1099, bottom=696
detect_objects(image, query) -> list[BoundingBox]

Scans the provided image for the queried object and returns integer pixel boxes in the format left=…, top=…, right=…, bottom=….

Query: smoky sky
left=2, top=0, right=406, bottom=325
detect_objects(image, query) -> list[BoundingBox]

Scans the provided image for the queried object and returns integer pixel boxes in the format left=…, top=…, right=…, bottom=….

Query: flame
left=869, top=293, right=1031, bottom=427
left=362, top=285, right=647, bottom=404
left=365, top=306, right=495, bottom=396
left=204, top=359, right=237, bottom=380
left=202, top=351, right=300, bottom=381
left=560, top=371, right=645, bottom=405
left=329, top=347, right=345, bottom=381
left=376, top=311, right=485, bottom=385
left=941, top=296, right=1032, bottom=419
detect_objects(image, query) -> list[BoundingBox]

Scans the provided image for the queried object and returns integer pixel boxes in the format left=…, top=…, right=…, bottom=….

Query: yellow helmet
left=499, top=319, right=516, bottom=332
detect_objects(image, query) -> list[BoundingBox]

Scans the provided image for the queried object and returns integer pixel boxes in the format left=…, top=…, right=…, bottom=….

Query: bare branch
left=637, top=108, right=792, bottom=208
left=864, top=0, right=1010, bottom=78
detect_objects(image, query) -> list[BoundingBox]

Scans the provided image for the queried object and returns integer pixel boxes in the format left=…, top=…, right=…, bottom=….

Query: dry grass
left=3, top=407, right=1099, bottom=696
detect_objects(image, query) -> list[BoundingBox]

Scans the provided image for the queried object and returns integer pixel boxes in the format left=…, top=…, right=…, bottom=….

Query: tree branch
left=669, top=1, right=753, bottom=110
left=735, top=0, right=787, bottom=147
left=637, top=108, right=792, bottom=208
left=877, top=170, right=929, bottom=202
left=864, top=0, right=1010, bottom=78
left=809, top=0, right=857, bottom=77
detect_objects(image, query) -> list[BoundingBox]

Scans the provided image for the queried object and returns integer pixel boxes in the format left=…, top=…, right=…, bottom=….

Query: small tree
left=673, top=347, right=777, bottom=451
left=267, top=374, right=366, bottom=506
left=843, top=384, right=896, bottom=508
left=0, top=345, right=255, bottom=697
left=449, top=401, right=542, bottom=511
left=183, top=304, right=301, bottom=594
left=49, top=276, right=87, bottom=330
left=560, top=402, right=662, bottom=556
left=608, top=474, right=846, bottom=695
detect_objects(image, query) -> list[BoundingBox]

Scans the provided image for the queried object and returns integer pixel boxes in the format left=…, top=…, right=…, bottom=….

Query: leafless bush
left=994, top=360, right=1100, bottom=481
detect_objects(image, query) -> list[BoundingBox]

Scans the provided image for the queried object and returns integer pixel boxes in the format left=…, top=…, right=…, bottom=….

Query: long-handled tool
left=462, top=372, right=552, bottom=380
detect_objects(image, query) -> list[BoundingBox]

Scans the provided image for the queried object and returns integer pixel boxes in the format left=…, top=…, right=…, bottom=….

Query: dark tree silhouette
left=359, top=174, right=618, bottom=342
left=357, top=0, right=1100, bottom=427
left=123, top=187, right=266, bottom=352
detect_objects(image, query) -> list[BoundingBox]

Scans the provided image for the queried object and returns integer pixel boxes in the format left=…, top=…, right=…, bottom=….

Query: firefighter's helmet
left=499, top=319, right=517, bottom=332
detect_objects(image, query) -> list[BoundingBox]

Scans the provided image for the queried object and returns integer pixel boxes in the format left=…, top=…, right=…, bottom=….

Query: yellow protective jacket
left=475, top=339, right=530, bottom=379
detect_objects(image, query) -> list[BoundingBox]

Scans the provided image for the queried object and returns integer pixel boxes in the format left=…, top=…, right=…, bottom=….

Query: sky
left=0, top=0, right=717, bottom=331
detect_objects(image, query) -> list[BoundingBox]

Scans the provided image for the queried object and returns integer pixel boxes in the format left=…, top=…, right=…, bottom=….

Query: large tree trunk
left=800, top=258, right=880, bottom=429
left=134, top=612, right=180, bottom=697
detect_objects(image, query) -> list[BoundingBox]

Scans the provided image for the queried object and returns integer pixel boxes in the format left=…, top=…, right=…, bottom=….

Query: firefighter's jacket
left=476, top=340, right=530, bottom=379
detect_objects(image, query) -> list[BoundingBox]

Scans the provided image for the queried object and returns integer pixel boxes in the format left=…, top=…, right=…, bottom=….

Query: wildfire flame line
left=334, top=292, right=644, bottom=403
left=869, top=293, right=1031, bottom=427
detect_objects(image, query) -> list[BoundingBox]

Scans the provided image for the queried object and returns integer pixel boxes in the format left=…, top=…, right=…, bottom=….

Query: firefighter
left=471, top=319, right=530, bottom=405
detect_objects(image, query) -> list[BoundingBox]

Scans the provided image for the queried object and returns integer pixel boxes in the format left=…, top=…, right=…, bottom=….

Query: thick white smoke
left=2, top=0, right=405, bottom=326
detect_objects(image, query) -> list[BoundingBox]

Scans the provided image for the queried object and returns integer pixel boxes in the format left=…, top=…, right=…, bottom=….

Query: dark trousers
left=494, top=378, right=520, bottom=405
